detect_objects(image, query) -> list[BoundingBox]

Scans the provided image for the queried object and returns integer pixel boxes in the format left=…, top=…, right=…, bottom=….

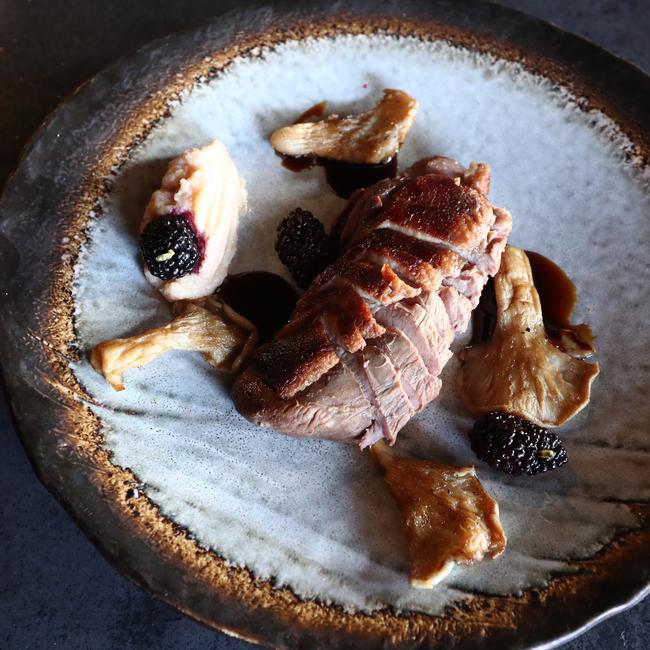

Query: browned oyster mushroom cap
left=371, top=441, right=506, bottom=588
left=459, top=246, right=599, bottom=427
left=270, top=89, right=418, bottom=164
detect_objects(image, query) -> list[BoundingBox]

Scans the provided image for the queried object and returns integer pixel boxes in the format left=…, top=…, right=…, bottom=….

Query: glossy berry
left=275, top=208, right=336, bottom=289
left=470, top=411, right=568, bottom=476
left=140, top=214, right=201, bottom=280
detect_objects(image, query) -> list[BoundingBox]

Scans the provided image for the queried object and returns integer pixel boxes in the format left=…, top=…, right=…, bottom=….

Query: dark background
left=1, top=1, right=648, bottom=648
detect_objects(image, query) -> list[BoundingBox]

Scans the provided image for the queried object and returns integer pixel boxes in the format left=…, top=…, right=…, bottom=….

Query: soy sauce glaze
left=525, top=250, right=595, bottom=356
left=280, top=154, right=317, bottom=173
left=217, top=272, right=298, bottom=343
left=323, top=157, right=398, bottom=199
left=469, top=250, right=595, bottom=357
left=280, top=154, right=398, bottom=198
left=468, top=277, right=497, bottom=346
left=294, top=100, right=328, bottom=123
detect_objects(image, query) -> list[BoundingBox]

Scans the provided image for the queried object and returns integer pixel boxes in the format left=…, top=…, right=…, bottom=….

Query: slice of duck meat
left=374, top=328, right=442, bottom=412
left=250, top=318, right=339, bottom=399
left=439, top=285, right=475, bottom=333
left=467, top=205, right=513, bottom=276
left=419, top=290, right=457, bottom=348
left=309, top=258, right=420, bottom=307
left=438, top=208, right=511, bottom=312
left=443, top=263, right=488, bottom=308
left=265, top=256, right=417, bottom=393
left=336, top=161, right=508, bottom=280
left=376, top=294, right=452, bottom=376
left=349, top=261, right=421, bottom=305
left=484, top=207, right=512, bottom=265
left=341, top=346, right=415, bottom=447
left=491, top=206, right=513, bottom=237
left=333, top=174, right=407, bottom=243
left=283, top=282, right=385, bottom=354
left=404, top=156, right=491, bottom=196
left=234, top=360, right=374, bottom=441
left=361, top=345, right=415, bottom=442
left=344, top=173, right=494, bottom=257
left=442, top=211, right=513, bottom=310
left=354, top=228, right=466, bottom=293
left=414, top=156, right=490, bottom=196
left=463, top=162, right=491, bottom=196
left=232, top=156, right=512, bottom=445
left=334, top=155, right=491, bottom=245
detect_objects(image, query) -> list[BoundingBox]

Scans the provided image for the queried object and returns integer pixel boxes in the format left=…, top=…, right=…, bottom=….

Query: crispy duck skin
left=232, top=157, right=512, bottom=446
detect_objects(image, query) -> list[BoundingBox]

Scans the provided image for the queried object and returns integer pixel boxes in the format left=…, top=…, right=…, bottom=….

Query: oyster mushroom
left=91, top=298, right=257, bottom=391
left=459, top=246, right=599, bottom=427
left=371, top=441, right=506, bottom=588
left=270, top=89, right=418, bottom=164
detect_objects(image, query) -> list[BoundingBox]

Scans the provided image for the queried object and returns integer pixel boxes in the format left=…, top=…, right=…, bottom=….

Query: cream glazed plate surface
left=1, top=2, right=649, bottom=648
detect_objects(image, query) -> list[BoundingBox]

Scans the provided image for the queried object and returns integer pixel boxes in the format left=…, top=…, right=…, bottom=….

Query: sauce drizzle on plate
left=280, top=154, right=398, bottom=198
left=217, top=272, right=298, bottom=342
left=470, top=250, right=595, bottom=357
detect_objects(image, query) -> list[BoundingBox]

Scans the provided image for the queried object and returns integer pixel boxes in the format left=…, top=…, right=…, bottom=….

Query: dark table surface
left=1, top=1, right=648, bottom=648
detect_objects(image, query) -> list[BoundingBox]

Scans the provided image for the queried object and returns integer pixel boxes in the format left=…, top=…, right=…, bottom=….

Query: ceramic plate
left=1, top=1, right=649, bottom=647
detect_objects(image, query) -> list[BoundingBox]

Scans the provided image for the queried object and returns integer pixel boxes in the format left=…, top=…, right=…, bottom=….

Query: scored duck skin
left=232, top=157, right=512, bottom=446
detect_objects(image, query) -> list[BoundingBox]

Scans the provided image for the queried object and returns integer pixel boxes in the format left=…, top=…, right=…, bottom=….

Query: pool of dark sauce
left=281, top=155, right=398, bottom=198
left=469, top=251, right=595, bottom=356
left=278, top=100, right=399, bottom=198
left=525, top=250, right=595, bottom=356
left=468, top=277, right=497, bottom=347
left=295, top=100, right=328, bottom=123
left=217, top=272, right=298, bottom=342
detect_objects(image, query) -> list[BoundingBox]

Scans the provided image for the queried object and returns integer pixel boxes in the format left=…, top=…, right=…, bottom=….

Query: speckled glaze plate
left=1, top=1, right=649, bottom=648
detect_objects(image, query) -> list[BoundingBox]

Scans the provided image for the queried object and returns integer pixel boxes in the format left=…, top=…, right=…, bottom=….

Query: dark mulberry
left=275, top=208, right=336, bottom=289
left=470, top=412, right=568, bottom=476
left=140, top=214, right=201, bottom=281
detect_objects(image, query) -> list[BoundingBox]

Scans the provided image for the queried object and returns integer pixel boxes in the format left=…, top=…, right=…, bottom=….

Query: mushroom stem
left=90, top=298, right=257, bottom=391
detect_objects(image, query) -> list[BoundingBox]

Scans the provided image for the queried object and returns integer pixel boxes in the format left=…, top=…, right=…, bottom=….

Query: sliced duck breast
left=233, top=156, right=512, bottom=445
